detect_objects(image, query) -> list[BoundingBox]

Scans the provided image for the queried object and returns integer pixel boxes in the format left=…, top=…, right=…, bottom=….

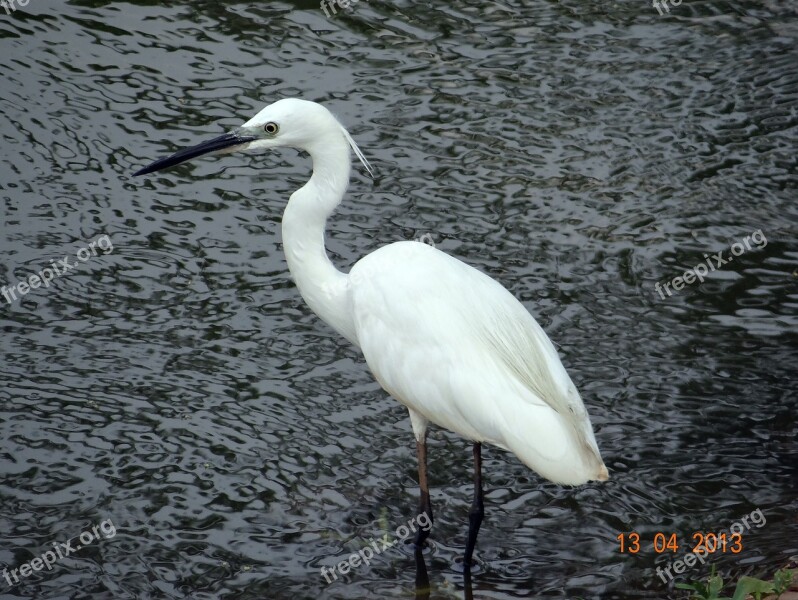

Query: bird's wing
left=347, top=241, right=606, bottom=484
left=350, top=241, right=574, bottom=414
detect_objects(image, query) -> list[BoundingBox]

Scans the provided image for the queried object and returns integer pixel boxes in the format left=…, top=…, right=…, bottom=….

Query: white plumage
left=134, top=98, right=608, bottom=567
left=350, top=241, right=607, bottom=485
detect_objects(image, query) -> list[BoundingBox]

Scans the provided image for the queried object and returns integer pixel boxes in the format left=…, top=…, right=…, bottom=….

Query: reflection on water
left=0, top=0, right=796, bottom=598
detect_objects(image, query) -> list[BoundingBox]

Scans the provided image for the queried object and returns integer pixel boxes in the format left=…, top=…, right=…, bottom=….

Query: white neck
left=281, top=134, right=358, bottom=346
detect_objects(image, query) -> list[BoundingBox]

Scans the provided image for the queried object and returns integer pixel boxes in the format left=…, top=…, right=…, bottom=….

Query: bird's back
left=349, top=241, right=607, bottom=485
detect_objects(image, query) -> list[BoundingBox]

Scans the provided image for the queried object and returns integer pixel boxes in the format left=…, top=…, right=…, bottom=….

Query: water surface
left=1, top=1, right=796, bottom=598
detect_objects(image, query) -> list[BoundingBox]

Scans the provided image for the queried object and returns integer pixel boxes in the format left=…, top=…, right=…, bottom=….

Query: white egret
left=134, top=98, right=609, bottom=568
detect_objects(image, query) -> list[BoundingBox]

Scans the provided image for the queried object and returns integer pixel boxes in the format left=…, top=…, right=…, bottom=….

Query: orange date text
left=616, top=532, right=742, bottom=554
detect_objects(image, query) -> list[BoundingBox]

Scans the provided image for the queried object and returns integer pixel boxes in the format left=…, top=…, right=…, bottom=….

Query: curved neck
left=281, top=135, right=358, bottom=346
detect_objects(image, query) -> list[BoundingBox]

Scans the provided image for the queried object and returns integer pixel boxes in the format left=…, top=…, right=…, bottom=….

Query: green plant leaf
left=674, top=565, right=731, bottom=600
left=773, top=568, right=795, bottom=594
left=708, top=574, right=725, bottom=596
left=731, top=576, right=775, bottom=600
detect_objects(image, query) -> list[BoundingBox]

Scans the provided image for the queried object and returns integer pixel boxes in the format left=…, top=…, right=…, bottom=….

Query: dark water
left=1, top=1, right=796, bottom=598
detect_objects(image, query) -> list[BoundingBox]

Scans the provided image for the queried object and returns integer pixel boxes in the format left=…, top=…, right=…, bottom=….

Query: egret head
left=133, top=98, right=373, bottom=177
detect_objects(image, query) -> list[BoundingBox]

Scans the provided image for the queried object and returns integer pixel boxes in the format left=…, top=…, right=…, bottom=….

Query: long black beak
left=133, top=131, right=259, bottom=176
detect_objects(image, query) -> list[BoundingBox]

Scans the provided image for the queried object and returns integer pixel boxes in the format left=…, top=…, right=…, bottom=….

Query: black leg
left=463, top=563, right=474, bottom=600
left=414, top=436, right=434, bottom=547
left=413, top=544, right=431, bottom=600
left=464, top=442, right=484, bottom=568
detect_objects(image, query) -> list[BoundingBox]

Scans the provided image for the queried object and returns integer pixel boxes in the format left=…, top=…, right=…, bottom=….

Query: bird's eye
left=264, top=122, right=279, bottom=135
